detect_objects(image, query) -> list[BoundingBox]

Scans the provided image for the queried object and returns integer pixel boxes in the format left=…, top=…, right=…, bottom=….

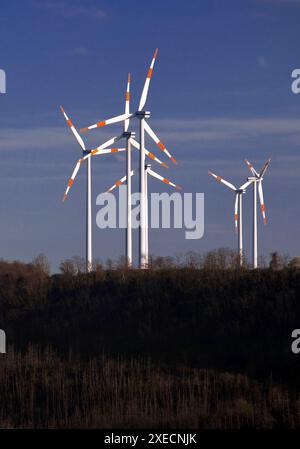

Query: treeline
left=0, top=249, right=300, bottom=390
left=59, top=249, right=300, bottom=273
left=0, top=346, right=298, bottom=429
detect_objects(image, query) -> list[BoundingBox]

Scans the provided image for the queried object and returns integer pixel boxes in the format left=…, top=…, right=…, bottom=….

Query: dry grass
left=0, top=345, right=299, bottom=429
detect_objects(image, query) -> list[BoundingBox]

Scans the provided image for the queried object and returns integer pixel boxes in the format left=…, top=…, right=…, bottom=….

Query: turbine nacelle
left=123, top=131, right=136, bottom=139
left=135, top=110, right=151, bottom=119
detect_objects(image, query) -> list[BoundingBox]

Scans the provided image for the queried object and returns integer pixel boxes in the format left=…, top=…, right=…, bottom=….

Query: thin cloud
left=1, top=117, right=300, bottom=151
left=257, top=56, right=268, bottom=68
left=73, top=45, right=89, bottom=56
left=151, top=117, right=300, bottom=145
left=258, top=0, right=300, bottom=4
left=33, top=1, right=107, bottom=19
left=0, top=121, right=299, bottom=185
left=0, top=126, right=115, bottom=151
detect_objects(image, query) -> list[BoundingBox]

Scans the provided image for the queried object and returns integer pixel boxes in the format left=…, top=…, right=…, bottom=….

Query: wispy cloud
left=0, top=118, right=299, bottom=186
left=0, top=127, right=70, bottom=151
left=73, top=45, right=89, bottom=56
left=1, top=116, right=300, bottom=152
left=258, top=0, right=300, bottom=4
left=152, top=117, right=300, bottom=146
left=257, top=56, right=269, bottom=68
left=33, top=1, right=107, bottom=19
left=183, top=155, right=300, bottom=180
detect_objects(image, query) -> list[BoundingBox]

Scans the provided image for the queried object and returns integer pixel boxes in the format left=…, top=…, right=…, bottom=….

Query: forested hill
left=0, top=253, right=300, bottom=389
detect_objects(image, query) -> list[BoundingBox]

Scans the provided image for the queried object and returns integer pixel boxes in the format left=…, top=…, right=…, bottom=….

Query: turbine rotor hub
left=123, top=131, right=136, bottom=138
left=135, top=110, right=151, bottom=119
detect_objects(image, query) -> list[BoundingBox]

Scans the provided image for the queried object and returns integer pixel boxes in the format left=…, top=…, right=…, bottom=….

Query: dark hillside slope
left=0, top=265, right=300, bottom=387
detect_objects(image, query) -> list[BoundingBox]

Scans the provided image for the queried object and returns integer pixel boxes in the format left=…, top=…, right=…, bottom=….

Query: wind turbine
left=244, top=158, right=271, bottom=269
left=80, top=49, right=177, bottom=268
left=106, top=164, right=181, bottom=267
left=81, top=73, right=168, bottom=267
left=121, top=73, right=168, bottom=266
left=208, top=171, right=252, bottom=266
left=60, top=106, right=126, bottom=272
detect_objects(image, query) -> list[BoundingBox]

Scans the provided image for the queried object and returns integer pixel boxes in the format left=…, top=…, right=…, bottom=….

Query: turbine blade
left=208, top=171, right=237, bottom=191
left=107, top=170, right=134, bottom=193
left=258, top=180, right=267, bottom=225
left=60, top=106, right=86, bottom=151
left=81, top=135, right=124, bottom=161
left=131, top=138, right=168, bottom=168
left=89, top=148, right=126, bottom=158
left=147, top=168, right=182, bottom=190
left=260, top=158, right=271, bottom=178
left=62, top=159, right=82, bottom=201
left=234, top=194, right=239, bottom=231
left=124, top=73, right=131, bottom=132
left=144, top=121, right=177, bottom=164
left=244, top=159, right=259, bottom=177
left=81, top=113, right=132, bottom=132
left=240, top=180, right=252, bottom=190
left=138, top=48, right=158, bottom=111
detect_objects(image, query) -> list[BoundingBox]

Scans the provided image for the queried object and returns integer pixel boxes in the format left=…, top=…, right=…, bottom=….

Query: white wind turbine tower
left=123, top=73, right=135, bottom=266
left=80, top=49, right=177, bottom=269
left=106, top=164, right=181, bottom=267
left=103, top=145, right=168, bottom=267
left=208, top=171, right=252, bottom=266
left=144, top=164, right=182, bottom=266
left=60, top=106, right=127, bottom=272
left=244, top=158, right=271, bottom=269
left=60, top=106, right=93, bottom=272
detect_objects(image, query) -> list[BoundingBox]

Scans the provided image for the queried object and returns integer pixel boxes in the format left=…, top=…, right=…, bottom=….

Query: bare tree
left=184, top=251, right=202, bottom=269
left=150, top=256, right=175, bottom=269
left=60, top=256, right=86, bottom=275
left=32, top=253, right=51, bottom=276
left=269, top=252, right=288, bottom=271
left=288, top=257, right=300, bottom=269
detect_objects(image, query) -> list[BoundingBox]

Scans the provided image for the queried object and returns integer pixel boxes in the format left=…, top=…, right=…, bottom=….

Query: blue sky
left=0, top=0, right=300, bottom=270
